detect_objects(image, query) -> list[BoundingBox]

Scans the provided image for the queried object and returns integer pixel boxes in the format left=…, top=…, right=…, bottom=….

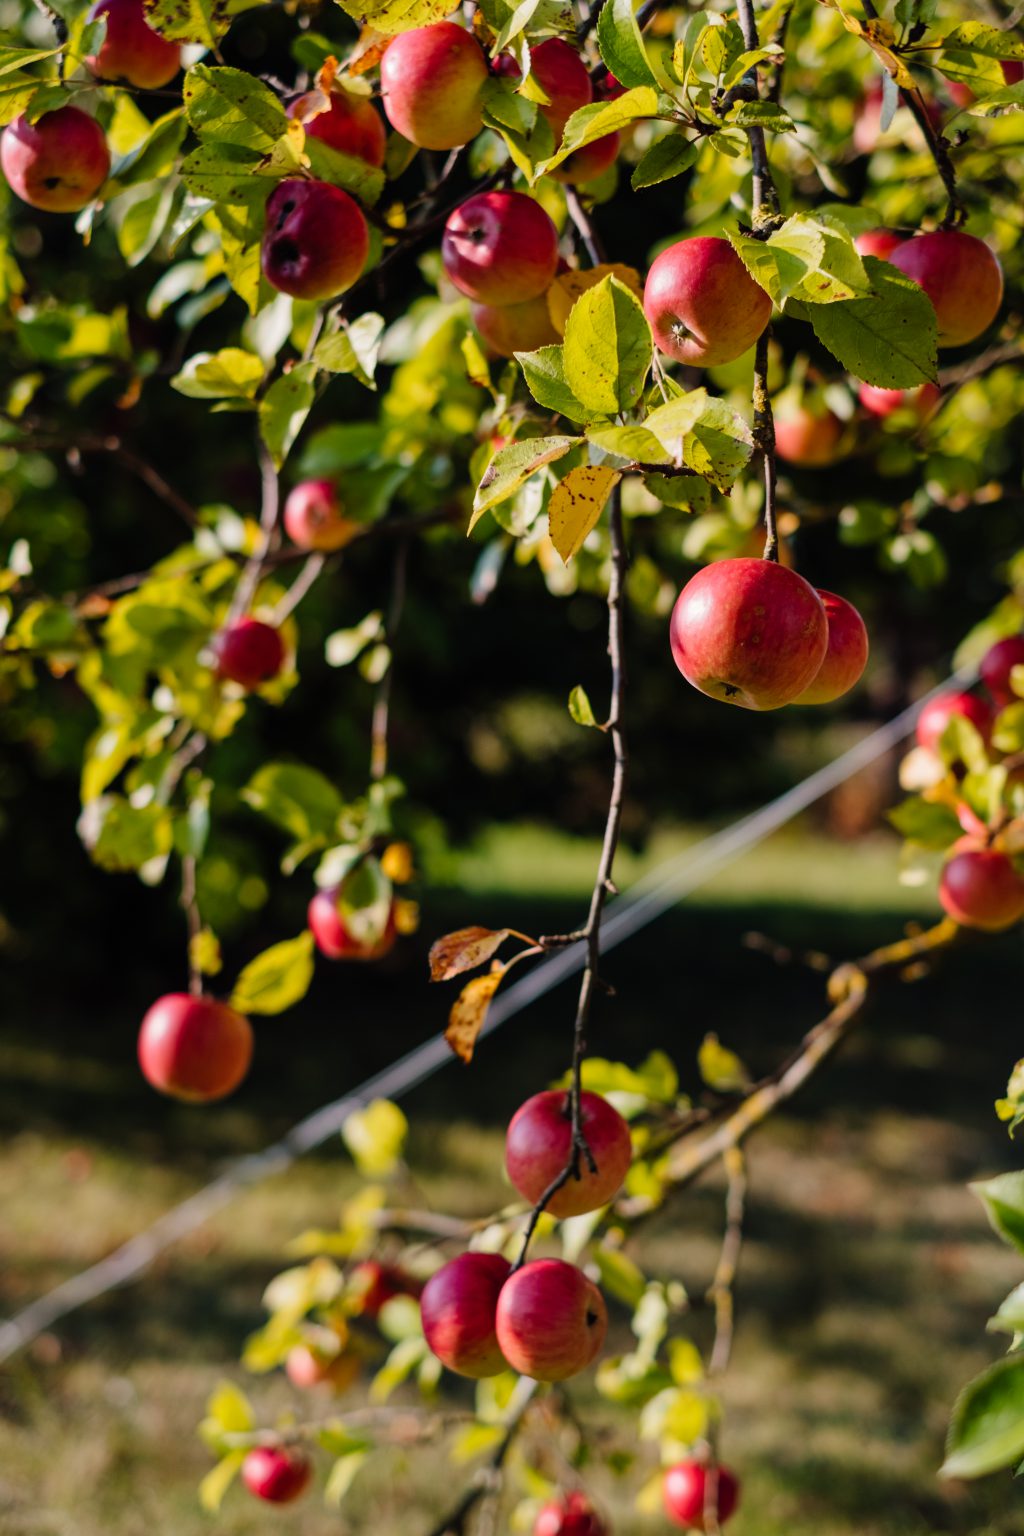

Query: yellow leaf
left=697, top=1033, right=750, bottom=1093
left=342, top=1098, right=409, bottom=1176
left=445, top=968, right=506, bottom=1063
left=380, top=841, right=415, bottom=883
left=547, top=263, right=644, bottom=337
left=549, top=465, right=622, bottom=563
left=199, top=1450, right=246, bottom=1513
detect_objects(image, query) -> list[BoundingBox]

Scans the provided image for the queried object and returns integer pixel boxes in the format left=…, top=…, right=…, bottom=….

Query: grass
left=2, top=817, right=1023, bottom=1535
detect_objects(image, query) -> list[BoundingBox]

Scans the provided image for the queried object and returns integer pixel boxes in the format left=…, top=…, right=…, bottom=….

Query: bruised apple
left=261, top=179, right=368, bottom=300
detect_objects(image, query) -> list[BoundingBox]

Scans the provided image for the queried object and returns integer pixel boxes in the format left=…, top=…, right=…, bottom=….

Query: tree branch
left=371, top=537, right=410, bottom=784
left=423, top=1378, right=537, bottom=1536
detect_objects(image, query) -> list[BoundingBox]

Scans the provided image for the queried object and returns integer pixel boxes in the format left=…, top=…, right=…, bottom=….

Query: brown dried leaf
left=347, top=30, right=390, bottom=76
left=445, top=968, right=506, bottom=1063
left=316, top=55, right=340, bottom=95
left=429, top=926, right=511, bottom=982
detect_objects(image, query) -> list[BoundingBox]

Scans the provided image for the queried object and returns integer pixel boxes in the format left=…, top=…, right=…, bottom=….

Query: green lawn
left=2, top=820, right=1023, bottom=1535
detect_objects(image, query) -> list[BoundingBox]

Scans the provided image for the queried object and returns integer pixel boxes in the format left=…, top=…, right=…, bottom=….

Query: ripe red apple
left=85, top=0, right=180, bottom=89
left=284, top=478, right=359, bottom=552
left=1, top=106, right=110, bottom=213
left=380, top=22, right=488, bottom=150
left=285, top=1343, right=359, bottom=1392
left=663, top=1461, right=740, bottom=1531
left=213, top=617, right=286, bottom=691
left=980, top=635, right=1024, bottom=708
left=915, top=690, right=992, bottom=753
left=287, top=88, right=386, bottom=168
left=261, top=178, right=368, bottom=301
left=241, top=1446, right=313, bottom=1504
left=1002, top=61, right=1024, bottom=84
left=858, top=380, right=940, bottom=419
left=670, top=557, right=828, bottom=711
left=888, top=230, right=1003, bottom=347
left=472, top=294, right=560, bottom=357
left=643, top=237, right=772, bottom=368
left=939, top=841, right=1024, bottom=931
left=137, top=993, right=253, bottom=1102
left=551, top=132, right=620, bottom=185
left=535, top=1490, right=608, bottom=1536
left=494, top=1259, right=607, bottom=1382
left=351, top=1259, right=422, bottom=1317
left=308, top=890, right=397, bottom=960
left=527, top=38, right=593, bottom=142
left=596, top=72, right=627, bottom=101
left=773, top=402, right=844, bottom=467
left=505, top=1089, right=632, bottom=1217
left=442, top=190, right=559, bottom=305
left=855, top=227, right=904, bottom=261
left=792, top=590, right=869, bottom=705
left=420, top=1252, right=511, bottom=1378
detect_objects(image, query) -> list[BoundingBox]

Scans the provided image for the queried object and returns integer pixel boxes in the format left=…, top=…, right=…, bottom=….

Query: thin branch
left=181, top=855, right=203, bottom=998
left=227, top=440, right=281, bottom=625
left=753, top=330, right=779, bottom=561
left=272, top=553, right=326, bottom=624
left=706, top=1147, right=746, bottom=1378
left=5, top=423, right=198, bottom=529
left=565, top=187, right=607, bottom=264
left=423, top=1378, right=537, bottom=1536
left=371, top=538, right=410, bottom=783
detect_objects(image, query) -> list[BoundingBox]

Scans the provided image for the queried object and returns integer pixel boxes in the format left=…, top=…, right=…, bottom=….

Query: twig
left=5, top=423, right=198, bottom=529
left=272, top=553, right=326, bottom=624
left=181, top=855, right=203, bottom=998
left=753, top=330, right=779, bottom=561
left=227, top=439, right=281, bottom=626
left=370, top=537, right=410, bottom=783
left=706, top=1147, right=746, bottom=1378
left=565, top=186, right=607, bottom=264
left=423, top=1377, right=537, bottom=1536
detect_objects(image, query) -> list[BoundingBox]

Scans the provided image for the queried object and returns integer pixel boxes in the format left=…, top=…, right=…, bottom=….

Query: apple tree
left=2, top=0, right=1024, bottom=1525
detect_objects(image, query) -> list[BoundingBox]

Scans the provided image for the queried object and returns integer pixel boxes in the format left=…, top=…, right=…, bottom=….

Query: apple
left=852, top=79, right=943, bottom=155
left=86, top=0, right=180, bottom=88
left=308, top=890, right=397, bottom=960
left=1, top=106, right=110, bottom=213
left=287, top=87, right=386, bottom=168
left=535, top=1491, right=608, bottom=1536
left=980, top=635, right=1024, bottom=708
left=351, top=1259, right=422, bottom=1317
left=663, top=1461, right=740, bottom=1531
left=939, top=841, right=1024, bottom=931
left=241, top=1446, right=313, bottom=1504
left=526, top=38, right=593, bottom=142
left=551, top=132, right=621, bottom=185
left=137, top=993, right=253, bottom=1102
left=284, top=478, right=359, bottom=552
left=859, top=381, right=941, bottom=419
left=946, top=79, right=975, bottom=108
left=773, top=401, right=844, bottom=467
left=285, top=1343, right=360, bottom=1393
left=596, top=72, right=627, bottom=101
left=261, top=178, right=368, bottom=301
left=494, top=1259, right=607, bottom=1381
left=792, top=590, right=869, bottom=705
left=420, top=1251, right=511, bottom=1378
left=213, top=617, right=286, bottom=691
left=670, top=557, right=828, bottom=711
left=505, top=1089, right=632, bottom=1217
left=888, top=230, right=1003, bottom=347
left=472, top=294, right=560, bottom=357
left=915, top=690, right=992, bottom=753
left=854, top=227, right=904, bottom=261
left=1002, top=61, right=1024, bottom=84
left=643, top=237, right=772, bottom=368
left=380, top=22, right=489, bottom=150
left=442, top=190, right=559, bottom=305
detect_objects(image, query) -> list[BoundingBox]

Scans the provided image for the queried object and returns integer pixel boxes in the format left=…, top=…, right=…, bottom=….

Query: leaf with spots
left=183, top=65, right=287, bottom=148
left=335, top=0, right=456, bottom=35
left=429, top=926, right=514, bottom=982
left=563, top=276, right=652, bottom=417
left=472, top=435, right=580, bottom=529
left=445, top=968, right=507, bottom=1064
left=549, top=464, right=622, bottom=563
left=145, top=0, right=264, bottom=48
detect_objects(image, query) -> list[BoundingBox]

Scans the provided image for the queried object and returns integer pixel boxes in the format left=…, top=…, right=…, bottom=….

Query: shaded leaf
left=810, top=258, right=938, bottom=388
left=972, top=1170, right=1024, bottom=1256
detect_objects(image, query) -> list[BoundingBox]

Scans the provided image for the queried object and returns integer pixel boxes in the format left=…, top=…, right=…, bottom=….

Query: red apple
left=472, top=293, right=560, bottom=357
left=670, top=557, right=828, bottom=711
left=308, top=890, right=397, bottom=960
left=380, top=22, right=488, bottom=150
left=1002, top=61, right=1024, bottom=84
left=284, top=478, right=359, bottom=552
left=505, top=1089, right=632, bottom=1217
left=241, top=1446, right=313, bottom=1504
left=644, top=236, right=772, bottom=368
left=420, top=1252, right=511, bottom=1378
left=288, top=87, right=386, bottom=168
left=86, top=0, right=180, bottom=88
left=663, top=1461, right=740, bottom=1531
left=137, top=993, right=253, bottom=1102
left=792, top=590, right=869, bottom=705
left=551, top=132, right=620, bottom=185
left=888, top=230, right=1003, bottom=347
left=285, top=1343, right=359, bottom=1392
left=495, top=1259, right=607, bottom=1382
left=261, top=178, right=368, bottom=301
left=855, top=227, right=904, bottom=261
left=213, top=617, right=286, bottom=691
left=528, top=38, right=593, bottom=142
left=1, top=106, right=110, bottom=213
left=535, top=1490, right=609, bottom=1536
left=596, top=72, right=627, bottom=101
left=980, top=635, right=1024, bottom=708
left=351, top=1259, right=423, bottom=1317
left=773, top=402, right=844, bottom=467
left=939, top=841, right=1024, bottom=931
left=946, top=79, right=975, bottom=108
left=442, top=190, right=559, bottom=305
left=858, top=380, right=940, bottom=419
left=915, top=690, right=992, bottom=753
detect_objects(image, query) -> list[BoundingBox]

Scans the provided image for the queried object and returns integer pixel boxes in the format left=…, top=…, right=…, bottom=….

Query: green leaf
left=144, top=0, right=264, bottom=47
left=943, top=1354, right=1024, bottom=1479
left=594, top=1247, right=647, bottom=1308
left=972, top=1171, right=1024, bottom=1256
left=324, top=1450, right=370, bottom=1507
left=180, top=141, right=271, bottom=209
left=887, top=796, right=961, bottom=848
left=989, top=1282, right=1024, bottom=1335
left=645, top=390, right=752, bottom=492
left=108, top=109, right=187, bottom=190
left=314, top=314, right=386, bottom=390
left=242, top=762, right=345, bottom=843
left=515, top=346, right=593, bottom=425
left=259, top=362, right=317, bottom=469
left=325, top=611, right=386, bottom=667
left=563, top=275, right=652, bottom=417
left=941, top=21, right=1024, bottom=58
left=698, top=1033, right=750, bottom=1092
left=472, top=435, right=580, bottom=527
left=343, top=1098, right=409, bottom=1176
left=334, top=0, right=454, bottom=34
left=810, top=258, right=938, bottom=389
left=0, top=44, right=61, bottom=75
left=569, top=684, right=599, bottom=727
left=631, top=133, right=697, bottom=189
left=598, top=0, right=660, bottom=88
left=183, top=64, right=287, bottom=148
left=540, top=87, right=661, bottom=172
left=231, top=931, right=316, bottom=1016
left=731, top=214, right=872, bottom=308
left=304, top=136, right=387, bottom=204
left=79, top=796, right=173, bottom=874
left=725, top=99, right=795, bottom=131
left=171, top=347, right=264, bottom=400
left=586, top=423, right=671, bottom=464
